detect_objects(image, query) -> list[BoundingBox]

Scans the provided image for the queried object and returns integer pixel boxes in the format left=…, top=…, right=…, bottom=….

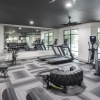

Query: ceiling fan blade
left=61, top=22, right=81, bottom=27
left=61, top=16, right=81, bottom=27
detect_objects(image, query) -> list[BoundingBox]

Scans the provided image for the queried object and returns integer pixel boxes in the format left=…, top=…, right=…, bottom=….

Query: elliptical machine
left=88, top=36, right=100, bottom=76
left=11, top=46, right=18, bottom=65
left=88, top=36, right=98, bottom=65
left=41, top=39, right=46, bottom=50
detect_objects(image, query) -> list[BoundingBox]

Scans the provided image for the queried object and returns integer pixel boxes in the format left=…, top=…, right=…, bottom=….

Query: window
left=98, top=28, right=100, bottom=58
left=44, top=33, right=53, bottom=50
left=64, top=29, right=78, bottom=58
left=63, top=30, right=70, bottom=47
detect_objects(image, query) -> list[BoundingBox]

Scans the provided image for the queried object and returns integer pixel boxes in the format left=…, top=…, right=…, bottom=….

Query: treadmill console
left=54, top=39, right=58, bottom=45
left=90, top=36, right=96, bottom=44
left=64, top=39, right=68, bottom=45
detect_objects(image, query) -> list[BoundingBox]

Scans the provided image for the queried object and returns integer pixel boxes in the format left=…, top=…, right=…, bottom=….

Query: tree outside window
left=64, top=29, right=78, bottom=58
left=44, top=33, right=53, bottom=50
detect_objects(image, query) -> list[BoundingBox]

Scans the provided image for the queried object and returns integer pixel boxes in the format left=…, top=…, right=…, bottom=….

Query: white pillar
left=0, top=24, right=4, bottom=54
left=78, top=24, right=91, bottom=62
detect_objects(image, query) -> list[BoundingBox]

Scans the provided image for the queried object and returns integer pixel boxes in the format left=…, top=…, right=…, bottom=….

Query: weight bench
left=26, top=88, right=53, bottom=100
left=2, top=87, right=18, bottom=100
left=0, top=64, right=8, bottom=78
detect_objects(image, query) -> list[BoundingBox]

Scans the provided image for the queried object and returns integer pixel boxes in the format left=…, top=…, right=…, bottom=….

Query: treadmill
left=35, top=38, right=43, bottom=50
left=38, top=39, right=61, bottom=61
left=46, top=39, right=74, bottom=64
left=40, top=39, right=46, bottom=50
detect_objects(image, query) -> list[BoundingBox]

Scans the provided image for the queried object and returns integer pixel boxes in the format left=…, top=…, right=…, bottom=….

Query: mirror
left=4, top=26, right=44, bottom=51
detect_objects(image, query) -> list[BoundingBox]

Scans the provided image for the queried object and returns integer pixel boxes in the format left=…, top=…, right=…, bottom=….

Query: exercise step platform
left=2, top=87, right=18, bottom=100
left=27, top=87, right=53, bottom=100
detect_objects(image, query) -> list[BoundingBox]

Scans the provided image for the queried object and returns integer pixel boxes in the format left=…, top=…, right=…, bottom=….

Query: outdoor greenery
left=98, top=29, right=100, bottom=57
left=64, top=29, right=78, bottom=57
left=44, top=33, right=53, bottom=49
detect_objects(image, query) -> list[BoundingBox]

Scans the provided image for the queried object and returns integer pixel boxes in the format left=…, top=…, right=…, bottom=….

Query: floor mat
left=8, top=67, right=24, bottom=71
left=78, top=94, right=91, bottom=100
left=91, top=86, right=100, bottom=97
left=35, top=75, right=86, bottom=96
left=27, top=87, right=53, bottom=100
left=27, top=64, right=46, bottom=70
left=13, top=78, right=39, bottom=88
left=84, top=70, right=100, bottom=83
left=31, top=68, right=49, bottom=74
left=12, top=70, right=29, bottom=79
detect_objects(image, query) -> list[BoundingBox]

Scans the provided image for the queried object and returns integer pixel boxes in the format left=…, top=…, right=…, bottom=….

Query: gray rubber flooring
left=0, top=59, right=100, bottom=100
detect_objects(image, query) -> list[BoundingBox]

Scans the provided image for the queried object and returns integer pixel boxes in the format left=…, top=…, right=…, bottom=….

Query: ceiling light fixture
left=36, top=30, right=38, bottom=32
left=66, top=2, right=72, bottom=8
left=30, top=21, right=34, bottom=25
left=19, top=27, right=21, bottom=30
left=10, top=32, right=12, bottom=34
left=66, top=0, right=73, bottom=8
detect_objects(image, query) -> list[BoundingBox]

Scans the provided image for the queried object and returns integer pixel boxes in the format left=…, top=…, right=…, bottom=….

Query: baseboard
left=77, top=58, right=88, bottom=63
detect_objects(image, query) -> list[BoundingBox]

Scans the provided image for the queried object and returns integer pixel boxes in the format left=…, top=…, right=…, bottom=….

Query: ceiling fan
left=62, top=16, right=80, bottom=27
left=48, top=0, right=56, bottom=3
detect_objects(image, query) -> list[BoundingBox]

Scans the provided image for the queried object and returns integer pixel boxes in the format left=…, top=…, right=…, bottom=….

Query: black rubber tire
left=50, top=66, right=83, bottom=87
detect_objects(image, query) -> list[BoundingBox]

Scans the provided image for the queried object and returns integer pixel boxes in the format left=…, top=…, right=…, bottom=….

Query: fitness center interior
left=0, top=0, right=100, bottom=100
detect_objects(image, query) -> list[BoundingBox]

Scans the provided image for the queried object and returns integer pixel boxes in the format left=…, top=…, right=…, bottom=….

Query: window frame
left=63, top=29, right=79, bottom=57
left=44, top=32, right=53, bottom=50
left=97, top=31, right=100, bottom=57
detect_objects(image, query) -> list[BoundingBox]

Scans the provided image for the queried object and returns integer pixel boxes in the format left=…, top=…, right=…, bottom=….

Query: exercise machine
left=7, top=43, right=27, bottom=51
left=38, top=39, right=61, bottom=61
left=0, top=64, right=8, bottom=78
left=11, top=47, right=18, bottom=65
left=34, top=38, right=44, bottom=50
left=88, top=36, right=100, bottom=76
left=41, top=39, right=46, bottom=50
left=47, top=39, right=74, bottom=64
left=94, top=58, right=100, bottom=76
left=88, top=36, right=98, bottom=65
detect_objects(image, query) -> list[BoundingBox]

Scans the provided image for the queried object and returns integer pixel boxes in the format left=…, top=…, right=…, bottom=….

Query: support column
left=0, top=24, right=4, bottom=54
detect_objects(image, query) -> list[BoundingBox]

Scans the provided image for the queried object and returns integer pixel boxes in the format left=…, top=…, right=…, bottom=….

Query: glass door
left=63, top=29, right=78, bottom=58
left=44, top=33, right=53, bottom=50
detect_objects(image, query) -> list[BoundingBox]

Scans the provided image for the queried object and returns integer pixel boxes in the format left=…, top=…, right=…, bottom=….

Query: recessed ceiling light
left=66, top=2, right=72, bottom=8
left=19, top=27, right=21, bottom=30
left=36, top=30, right=38, bottom=32
left=10, top=32, right=12, bottom=34
left=30, top=21, right=34, bottom=25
